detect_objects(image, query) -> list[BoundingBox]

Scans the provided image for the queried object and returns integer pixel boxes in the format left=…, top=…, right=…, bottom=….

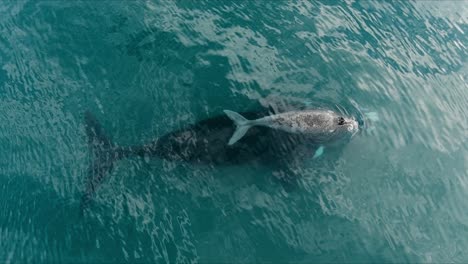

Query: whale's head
left=300, top=110, right=359, bottom=144
left=336, top=116, right=359, bottom=135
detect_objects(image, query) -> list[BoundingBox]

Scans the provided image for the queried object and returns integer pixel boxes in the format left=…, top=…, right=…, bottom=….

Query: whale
left=80, top=108, right=358, bottom=212
left=223, top=109, right=358, bottom=145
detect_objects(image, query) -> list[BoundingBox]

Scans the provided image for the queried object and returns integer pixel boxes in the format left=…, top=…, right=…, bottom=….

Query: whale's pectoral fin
left=312, top=146, right=325, bottom=159
left=224, top=110, right=253, bottom=145
left=80, top=111, right=120, bottom=215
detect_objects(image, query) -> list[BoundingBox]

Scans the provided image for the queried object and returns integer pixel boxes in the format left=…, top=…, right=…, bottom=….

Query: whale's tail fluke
left=80, top=111, right=120, bottom=214
left=224, top=110, right=253, bottom=145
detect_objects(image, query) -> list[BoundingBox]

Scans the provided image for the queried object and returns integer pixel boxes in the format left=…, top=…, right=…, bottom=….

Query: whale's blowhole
left=338, top=117, right=345, bottom=125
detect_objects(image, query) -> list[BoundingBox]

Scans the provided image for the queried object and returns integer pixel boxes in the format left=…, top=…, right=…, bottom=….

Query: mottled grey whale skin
left=80, top=108, right=356, bottom=212
left=223, top=109, right=358, bottom=145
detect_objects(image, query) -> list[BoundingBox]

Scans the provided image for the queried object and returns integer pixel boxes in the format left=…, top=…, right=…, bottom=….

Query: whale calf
left=224, top=109, right=358, bottom=145
left=81, top=108, right=358, bottom=212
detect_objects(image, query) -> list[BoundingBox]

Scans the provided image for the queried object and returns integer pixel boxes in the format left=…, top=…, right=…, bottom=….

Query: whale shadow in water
left=81, top=108, right=321, bottom=212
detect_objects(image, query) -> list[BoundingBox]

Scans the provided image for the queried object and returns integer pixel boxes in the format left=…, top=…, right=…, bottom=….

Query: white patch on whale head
left=345, top=119, right=359, bottom=134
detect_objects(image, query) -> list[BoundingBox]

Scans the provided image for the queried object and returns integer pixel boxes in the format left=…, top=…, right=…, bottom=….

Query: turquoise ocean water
left=0, top=1, right=467, bottom=263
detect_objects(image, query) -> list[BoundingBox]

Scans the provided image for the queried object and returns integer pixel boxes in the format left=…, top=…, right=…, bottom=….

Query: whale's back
left=153, top=111, right=315, bottom=165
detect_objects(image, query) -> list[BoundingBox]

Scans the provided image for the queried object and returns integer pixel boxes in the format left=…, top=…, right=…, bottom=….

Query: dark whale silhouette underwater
left=80, top=107, right=358, bottom=212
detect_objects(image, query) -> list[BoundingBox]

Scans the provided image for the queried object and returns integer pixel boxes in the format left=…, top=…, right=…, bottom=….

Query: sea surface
left=0, top=1, right=467, bottom=263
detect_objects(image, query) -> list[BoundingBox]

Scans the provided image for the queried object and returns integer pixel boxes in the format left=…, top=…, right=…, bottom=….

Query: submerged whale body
left=81, top=108, right=356, bottom=211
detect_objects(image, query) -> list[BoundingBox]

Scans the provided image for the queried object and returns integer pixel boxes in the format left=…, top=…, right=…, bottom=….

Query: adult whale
left=80, top=108, right=358, bottom=212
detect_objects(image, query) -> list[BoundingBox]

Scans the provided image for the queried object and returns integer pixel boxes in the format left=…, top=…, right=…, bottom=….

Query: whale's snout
left=345, top=118, right=359, bottom=133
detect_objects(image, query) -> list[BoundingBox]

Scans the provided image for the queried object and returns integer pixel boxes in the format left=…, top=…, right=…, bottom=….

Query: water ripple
left=0, top=0, right=466, bottom=263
